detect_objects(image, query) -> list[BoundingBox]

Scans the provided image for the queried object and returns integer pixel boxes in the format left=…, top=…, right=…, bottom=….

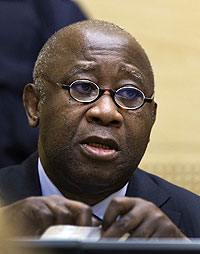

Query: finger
left=34, top=208, right=55, bottom=235
left=69, top=201, right=92, bottom=226
left=102, top=202, right=145, bottom=238
left=102, top=197, right=136, bottom=231
left=92, top=216, right=102, bottom=227
left=151, top=222, right=187, bottom=239
left=43, top=195, right=76, bottom=225
left=130, top=219, right=156, bottom=238
left=18, top=198, right=55, bottom=235
left=48, top=205, right=75, bottom=225
left=131, top=210, right=187, bottom=239
left=47, top=196, right=92, bottom=226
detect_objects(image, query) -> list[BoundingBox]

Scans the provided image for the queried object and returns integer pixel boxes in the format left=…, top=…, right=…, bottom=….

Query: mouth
left=80, top=137, right=119, bottom=160
left=87, top=143, right=112, bottom=150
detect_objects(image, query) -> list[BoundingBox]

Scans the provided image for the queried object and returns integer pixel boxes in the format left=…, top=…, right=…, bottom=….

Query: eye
left=117, top=87, right=139, bottom=99
left=72, top=82, right=93, bottom=94
left=69, top=80, right=99, bottom=102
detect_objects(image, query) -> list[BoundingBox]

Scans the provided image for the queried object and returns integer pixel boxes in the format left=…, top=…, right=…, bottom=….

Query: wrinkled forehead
left=58, top=26, right=150, bottom=68
left=35, top=22, right=154, bottom=91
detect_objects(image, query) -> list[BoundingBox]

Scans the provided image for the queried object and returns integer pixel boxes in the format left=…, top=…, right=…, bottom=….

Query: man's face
left=36, top=28, right=156, bottom=201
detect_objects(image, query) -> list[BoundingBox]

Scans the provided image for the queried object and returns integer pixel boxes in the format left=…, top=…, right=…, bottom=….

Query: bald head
left=33, top=20, right=154, bottom=98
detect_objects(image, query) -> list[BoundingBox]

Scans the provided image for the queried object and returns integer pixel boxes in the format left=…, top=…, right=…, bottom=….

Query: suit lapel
left=126, top=168, right=181, bottom=227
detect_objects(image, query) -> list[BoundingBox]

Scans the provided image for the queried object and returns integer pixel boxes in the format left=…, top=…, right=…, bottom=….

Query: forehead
left=60, top=28, right=148, bottom=66
left=45, top=26, right=153, bottom=91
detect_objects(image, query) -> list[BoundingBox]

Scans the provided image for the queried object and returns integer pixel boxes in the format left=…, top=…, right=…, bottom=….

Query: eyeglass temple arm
left=56, top=83, right=70, bottom=90
left=144, top=92, right=154, bottom=103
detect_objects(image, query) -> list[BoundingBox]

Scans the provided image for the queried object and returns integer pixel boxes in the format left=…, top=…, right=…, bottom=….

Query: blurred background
left=1, top=0, right=200, bottom=194
left=0, top=0, right=87, bottom=167
left=74, top=0, right=200, bottom=194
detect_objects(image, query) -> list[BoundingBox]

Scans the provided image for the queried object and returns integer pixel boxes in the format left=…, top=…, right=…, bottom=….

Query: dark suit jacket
left=0, top=153, right=200, bottom=238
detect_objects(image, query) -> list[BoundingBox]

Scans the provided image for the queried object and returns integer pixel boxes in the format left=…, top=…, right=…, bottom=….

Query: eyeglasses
left=56, top=79, right=154, bottom=110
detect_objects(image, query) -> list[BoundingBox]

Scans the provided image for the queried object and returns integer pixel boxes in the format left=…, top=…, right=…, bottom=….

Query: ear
left=23, top=83, right=41, bottom=127
left=151, top=102, right=157, bottom=124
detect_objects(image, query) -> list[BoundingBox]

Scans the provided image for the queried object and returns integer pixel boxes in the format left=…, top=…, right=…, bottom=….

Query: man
left=0, top=20, right=199, bottom=238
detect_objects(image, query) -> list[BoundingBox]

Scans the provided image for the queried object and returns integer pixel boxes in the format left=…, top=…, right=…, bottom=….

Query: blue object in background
left=0, top=0, right=87, bottom=167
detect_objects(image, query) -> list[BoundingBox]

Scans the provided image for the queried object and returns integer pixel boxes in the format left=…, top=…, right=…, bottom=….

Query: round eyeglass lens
left=115, top=87, right=144, bottom=109
left=70, top=81, right=99, bottom=102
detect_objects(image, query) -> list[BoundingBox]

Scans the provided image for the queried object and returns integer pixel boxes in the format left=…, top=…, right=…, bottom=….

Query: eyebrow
left=118, top=64, right=144, bottom=85
left=63, top=63, right=98, bottom=80
left=62, top=62, right=144, bottom=86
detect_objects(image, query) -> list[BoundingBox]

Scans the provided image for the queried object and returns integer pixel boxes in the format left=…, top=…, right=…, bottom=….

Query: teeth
left=88, top=143, right=111, bottom=150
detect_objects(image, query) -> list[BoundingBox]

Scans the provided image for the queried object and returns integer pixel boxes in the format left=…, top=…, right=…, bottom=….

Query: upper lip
left=81, top=136, right=119, bottom=151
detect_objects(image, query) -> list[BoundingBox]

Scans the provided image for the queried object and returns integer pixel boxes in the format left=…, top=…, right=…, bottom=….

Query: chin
left=70, top=172, right=129, bottom=196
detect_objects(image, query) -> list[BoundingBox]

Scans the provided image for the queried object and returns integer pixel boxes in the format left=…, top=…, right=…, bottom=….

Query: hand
left=0, top=195, right=93, bottom=237
left=101, top=197, right=187, bottom=239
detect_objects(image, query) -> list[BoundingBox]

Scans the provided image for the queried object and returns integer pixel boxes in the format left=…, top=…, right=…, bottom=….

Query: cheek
left=124, top=108, right=153, bottom=150
left=39, top=93, right=88, bottom=148
left=41, top=91, right=75, bottom=124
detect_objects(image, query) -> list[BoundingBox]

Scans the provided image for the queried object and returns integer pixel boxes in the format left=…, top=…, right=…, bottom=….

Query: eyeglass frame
left=56, top=79, right=154, bottom=110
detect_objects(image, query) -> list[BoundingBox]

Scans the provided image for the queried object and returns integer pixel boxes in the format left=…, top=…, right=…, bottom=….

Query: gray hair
left=33, top=33, right=58, bottom=103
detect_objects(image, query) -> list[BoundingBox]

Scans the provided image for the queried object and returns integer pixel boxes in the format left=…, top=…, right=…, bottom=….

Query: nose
left=85, top=93, right=123, bottom=127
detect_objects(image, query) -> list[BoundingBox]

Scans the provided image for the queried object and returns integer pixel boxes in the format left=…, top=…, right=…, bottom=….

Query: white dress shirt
left=38, top=158, right=128, bottom=219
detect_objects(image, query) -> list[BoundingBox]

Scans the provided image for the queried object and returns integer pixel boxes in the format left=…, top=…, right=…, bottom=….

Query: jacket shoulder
left=139, top=169, right=199, bottom=198
left=129, top=169, right=200, bottom=237
left=0, top=153, right=41, bottom=205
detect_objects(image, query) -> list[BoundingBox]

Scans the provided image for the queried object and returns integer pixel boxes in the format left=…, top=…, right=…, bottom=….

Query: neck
left=38, top=150, right=128, bottom=206
left=60, top=190, right=112, bottom=206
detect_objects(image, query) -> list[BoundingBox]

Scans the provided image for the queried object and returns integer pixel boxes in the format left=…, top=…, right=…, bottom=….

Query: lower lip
left=81, top=144, right=117, bottom=159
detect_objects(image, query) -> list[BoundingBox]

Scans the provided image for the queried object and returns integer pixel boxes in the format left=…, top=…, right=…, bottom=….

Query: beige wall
left=75, top=0, right=200, bottom=194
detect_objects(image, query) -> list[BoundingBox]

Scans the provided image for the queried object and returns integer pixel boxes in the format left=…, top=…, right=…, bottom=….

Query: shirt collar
left=38, top=158, right=128, bottom=219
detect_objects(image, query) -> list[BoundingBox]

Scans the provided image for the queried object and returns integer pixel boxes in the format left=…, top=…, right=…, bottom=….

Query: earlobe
left=23, top=83, right=41, bottom=127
